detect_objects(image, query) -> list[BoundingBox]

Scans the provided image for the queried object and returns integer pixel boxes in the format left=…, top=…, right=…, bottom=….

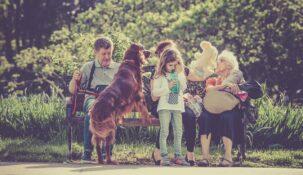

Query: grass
left=0, top=138, right=302, bottom=168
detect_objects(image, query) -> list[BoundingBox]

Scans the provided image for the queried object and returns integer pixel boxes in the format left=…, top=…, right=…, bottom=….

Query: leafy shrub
left=0, top=93, right=302, bottom=148
left=1, top=31, right=130, bottom=96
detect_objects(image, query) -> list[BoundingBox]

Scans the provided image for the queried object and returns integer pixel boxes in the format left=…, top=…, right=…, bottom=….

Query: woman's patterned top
left=184, top=67, right=217, bottom=98
left=185, top=80, right=207, bottom=98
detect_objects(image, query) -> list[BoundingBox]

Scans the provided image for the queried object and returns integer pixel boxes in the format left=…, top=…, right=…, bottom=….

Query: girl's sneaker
left=80, top=151, right=94, bottom=164
left=161, top=156, right=171, bottom=166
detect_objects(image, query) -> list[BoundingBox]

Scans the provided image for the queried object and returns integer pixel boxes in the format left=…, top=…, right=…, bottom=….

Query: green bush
left=0, top=93, right=302, bottom=148
left=0, top=94, right=65, bottom=140
left=167, top=0, right=303, bottom=97
left=1, top=0, right=302, bottom=98
left=1, top=31, right=131, bottom=96
left=251, top=95, right=303, bottom=148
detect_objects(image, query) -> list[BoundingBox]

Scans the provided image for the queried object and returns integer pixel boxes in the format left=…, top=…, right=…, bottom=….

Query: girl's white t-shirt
left=152, top=72, right=187, bottom=112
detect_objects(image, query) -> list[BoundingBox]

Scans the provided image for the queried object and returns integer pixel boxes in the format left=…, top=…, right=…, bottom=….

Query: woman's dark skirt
left=197, top=107, right=244, bottom=146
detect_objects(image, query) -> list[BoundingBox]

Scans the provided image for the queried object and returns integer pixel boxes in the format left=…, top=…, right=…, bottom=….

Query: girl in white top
left=152, top=48, right=188, bottom=166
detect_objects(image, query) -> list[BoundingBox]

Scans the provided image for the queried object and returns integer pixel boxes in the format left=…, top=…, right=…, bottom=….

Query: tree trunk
left=3, top=3, right=14, bottom=63
left=15, top=0, right=21, bottom=52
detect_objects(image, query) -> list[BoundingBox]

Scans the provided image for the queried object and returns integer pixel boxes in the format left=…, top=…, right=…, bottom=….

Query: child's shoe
left=161, top=155, right=171, bottom=166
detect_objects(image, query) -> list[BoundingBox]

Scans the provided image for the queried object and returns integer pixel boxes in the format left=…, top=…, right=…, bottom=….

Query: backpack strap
left=87, top=61, right=95, bottom=90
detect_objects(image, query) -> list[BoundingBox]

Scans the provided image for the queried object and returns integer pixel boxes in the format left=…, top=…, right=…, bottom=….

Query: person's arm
left=187, top=71, right=205, bottom=81
left=206, top=84, right=226, bottom=92
left=222, top=70, right=244, bottom=85
left=68, top=63, right=89, bottom=94
left=68, top=70, right=81, bottom=94
left=152, top=77, right=170, bottom=97
left=206, top=79, right=240, bottom=94
left=222, top=70, right=243, bottom=94
left=205, top=78, right=226, bottom=92
left=186, top=68, right=214, bottom=82
left=150, top=79, right=159, bottom=101
left=179, top=72, right=187, bottom=92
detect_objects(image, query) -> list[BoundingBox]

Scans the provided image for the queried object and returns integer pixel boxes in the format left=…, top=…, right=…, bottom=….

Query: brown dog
left=89, top=43, right=151, bottom=164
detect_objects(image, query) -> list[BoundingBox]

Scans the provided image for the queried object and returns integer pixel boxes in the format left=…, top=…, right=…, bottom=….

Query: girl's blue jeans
left=158, top=110, right=183, bottom=157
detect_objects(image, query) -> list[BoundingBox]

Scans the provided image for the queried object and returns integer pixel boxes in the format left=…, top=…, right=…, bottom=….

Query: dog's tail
left=89, top=116, right=116, bottom=145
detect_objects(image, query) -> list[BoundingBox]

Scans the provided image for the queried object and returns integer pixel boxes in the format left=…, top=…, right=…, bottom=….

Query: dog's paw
left=106, top=159, right=119, bottom=165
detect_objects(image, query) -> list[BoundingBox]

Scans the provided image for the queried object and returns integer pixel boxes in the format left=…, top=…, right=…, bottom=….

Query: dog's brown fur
left=89, top=43, right=151, bottom=164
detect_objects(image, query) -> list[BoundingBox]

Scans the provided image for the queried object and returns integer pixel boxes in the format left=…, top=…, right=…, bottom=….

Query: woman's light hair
left=218, top=50, right=239, bottom=70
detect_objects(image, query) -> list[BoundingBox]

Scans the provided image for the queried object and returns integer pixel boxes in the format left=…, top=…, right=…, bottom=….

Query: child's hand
left=168, top=80, right=177, bottom=89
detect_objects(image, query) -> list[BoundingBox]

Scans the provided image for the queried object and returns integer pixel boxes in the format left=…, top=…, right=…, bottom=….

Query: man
left=69, top=36, right=120, bottom=162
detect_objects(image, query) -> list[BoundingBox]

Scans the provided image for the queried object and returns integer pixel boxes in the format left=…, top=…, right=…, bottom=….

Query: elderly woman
left=197, top=50, right=245, bottom=167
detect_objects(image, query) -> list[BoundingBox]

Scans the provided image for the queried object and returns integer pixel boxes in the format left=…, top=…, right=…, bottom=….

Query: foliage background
left=1, top=0, right=302, bottom=101
left=0, top=0, right=302, bottom=149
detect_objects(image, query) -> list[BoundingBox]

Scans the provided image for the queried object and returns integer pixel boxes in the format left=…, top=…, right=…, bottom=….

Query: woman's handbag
left=203, top=90, right=240, bottom=114
left=203, top=80, right=263, bottom=114
left=238, top=80, right=263, bottom=99
left=185, top=100, right=202, bottom=117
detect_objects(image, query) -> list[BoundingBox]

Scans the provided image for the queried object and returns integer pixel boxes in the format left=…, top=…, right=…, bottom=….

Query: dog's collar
left=123, top=59, right=145, bottom=74
left=124, top=60, right=143, bottom=69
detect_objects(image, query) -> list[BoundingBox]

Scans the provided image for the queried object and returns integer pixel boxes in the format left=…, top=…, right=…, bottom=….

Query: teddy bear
left=189, top=41, right=218, bottom=78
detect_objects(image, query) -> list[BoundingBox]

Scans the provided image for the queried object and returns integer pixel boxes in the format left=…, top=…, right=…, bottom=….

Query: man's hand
left=72, top=70, right=81, bottom=82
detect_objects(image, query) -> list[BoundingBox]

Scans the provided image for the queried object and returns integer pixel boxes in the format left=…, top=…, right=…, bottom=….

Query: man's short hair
left=94, top=36, right=113, bottom=51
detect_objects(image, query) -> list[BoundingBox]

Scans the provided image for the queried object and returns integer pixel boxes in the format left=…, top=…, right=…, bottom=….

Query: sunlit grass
left=0, top=138, right=302, bottom=168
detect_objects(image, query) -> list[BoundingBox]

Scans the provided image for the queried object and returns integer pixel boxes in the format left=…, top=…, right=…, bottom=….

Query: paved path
left=0, top=162, right=302, bottom=175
